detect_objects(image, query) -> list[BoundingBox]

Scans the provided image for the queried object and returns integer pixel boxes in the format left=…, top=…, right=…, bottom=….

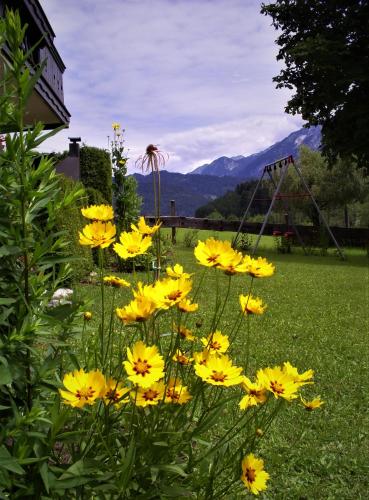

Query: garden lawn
left=75, top=234, right=369, bottom=499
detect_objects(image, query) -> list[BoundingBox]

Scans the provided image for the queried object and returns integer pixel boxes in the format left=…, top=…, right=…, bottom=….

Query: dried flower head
left=136, top=144, right=168, bottom=173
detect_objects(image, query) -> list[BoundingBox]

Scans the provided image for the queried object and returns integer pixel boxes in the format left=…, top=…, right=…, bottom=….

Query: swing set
left=233, top=154, right=345, bottom=260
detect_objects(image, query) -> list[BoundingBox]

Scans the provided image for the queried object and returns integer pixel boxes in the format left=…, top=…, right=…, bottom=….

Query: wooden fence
left=145, top=215, right=369, bottom=248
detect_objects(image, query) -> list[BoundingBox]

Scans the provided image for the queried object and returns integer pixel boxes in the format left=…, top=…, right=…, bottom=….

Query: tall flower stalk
left=136, top=144, right=168, bottom=280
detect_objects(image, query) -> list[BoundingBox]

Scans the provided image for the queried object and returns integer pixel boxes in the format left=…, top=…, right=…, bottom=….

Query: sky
left=39, top=0, right=303, bottom=174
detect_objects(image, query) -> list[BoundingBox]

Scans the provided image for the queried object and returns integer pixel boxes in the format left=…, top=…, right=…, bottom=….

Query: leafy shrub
left=85, top=185, right=109, bottom=206
left=235, top=232, right=253, bottom=252
left=56, top=176, right=94, bottom=281
left=183, top=229, right=199, bottom=248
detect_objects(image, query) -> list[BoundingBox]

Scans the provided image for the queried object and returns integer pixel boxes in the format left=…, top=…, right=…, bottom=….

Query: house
left=0, top=0, right=70, bottom=129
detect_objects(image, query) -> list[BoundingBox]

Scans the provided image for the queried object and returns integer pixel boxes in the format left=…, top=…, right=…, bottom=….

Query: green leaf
left=0, top=446, right=25, bottom=475
left=0, top=365, right=12, bottom=385
left=67, top=352, right=80, bottom=370
left=0, top=245, right=22, bottom=258
left=119, top=437, right=136, bottom=491
left=156, top=464, right=187, bottom=478
left=159, top=484, right=193, bottom=497
left=0, top=298, right=16, bottom=306
left=40, top=462, right=50, bottom=493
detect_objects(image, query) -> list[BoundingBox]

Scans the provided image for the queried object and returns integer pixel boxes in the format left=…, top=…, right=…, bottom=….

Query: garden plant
left=0, top=10, right=324, bottom=498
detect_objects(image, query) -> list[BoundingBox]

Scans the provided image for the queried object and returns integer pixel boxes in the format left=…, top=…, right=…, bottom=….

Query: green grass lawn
left=75, top=232, right=369, bottom=499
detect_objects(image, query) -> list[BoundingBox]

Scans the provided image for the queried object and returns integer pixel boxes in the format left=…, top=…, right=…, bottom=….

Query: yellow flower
left=216, top=250, right=249, bottom=275
left=239, top=294, right=266, bottom=315
left=193, top=349, right=212, bottom=366
left=133, top=281, right=156, bottom=301
left=59, top=369, right=106, bottom=408
left=244, top=255, right=275, bottom=278
left=194, top=353, right=243, bottom=387
left=283, top=361, right=314, bottom=385
left=83, top=311, right=92, bottom=321
left=177, top=324, right=195, bottom=341
left=112, top=122, right=120, bottom=130
left=239, top=376, right=267, bottom=410
left=114, top=231, right=152, bottom=259
left=79, top=221, right=116, bottom=249
left=153, top=276, right=192, bottom=309
left=81, top=204, right=114, bottom=221
left=124, top=341, right=165, bottom=388
left=300, top=395, right=324, bottom=411
left=103, top=275, right=130, bottom=288
left=132, top=381, right=165, bottom=407
left=177, top=298, right=198, bottom=313
left=116, top=296, right=157, bottom=324
left=131, top=216, right=162, bottom=236
left=241, top=453, right=270, bottom=495
left=201, top=331, right=229, bottom=353
left=172, top=349, right=193, bottom=365
left=194, top=238, right=234, bottom=268
left=103, top=378, right=130, bottom=407
left=257, top=366, right=302, bottom=401
left=165, top=378, right=192, bottom=404
left=166, top=263, right=193, bottom=279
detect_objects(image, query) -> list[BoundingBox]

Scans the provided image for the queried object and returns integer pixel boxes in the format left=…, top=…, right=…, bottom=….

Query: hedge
left=80, top=146, right=112, bottom=203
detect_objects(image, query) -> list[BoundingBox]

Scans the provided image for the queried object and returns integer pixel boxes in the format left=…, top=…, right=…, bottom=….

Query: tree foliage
left=195, top=180, right=270, bottom=219
left=292, top=145, right=368, bottom=225
left=261, top=0, right=369, bottom=170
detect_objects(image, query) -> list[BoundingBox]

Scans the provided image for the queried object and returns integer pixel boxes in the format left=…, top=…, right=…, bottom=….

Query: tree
left=292, top=145, right=368, bottom=226
left=261, top=1, right=369, bottom=171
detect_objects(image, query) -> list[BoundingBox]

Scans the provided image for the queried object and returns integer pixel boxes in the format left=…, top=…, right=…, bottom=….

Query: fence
left=145, top=215, right=369, bottom=248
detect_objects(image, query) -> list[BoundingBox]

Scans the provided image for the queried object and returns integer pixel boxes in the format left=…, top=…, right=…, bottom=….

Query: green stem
left=99, top=248, right=105, bottom=369
left=213, top=274, right=232, bottom=331
left=104, top=287, right=116, bottom=374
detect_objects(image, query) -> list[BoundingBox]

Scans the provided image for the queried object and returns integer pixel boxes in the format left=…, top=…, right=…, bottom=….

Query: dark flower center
left=211, top=371, right=227, bottom=382
left=134, top=358, right=151, bottom=375
left=245, top=467, right=256, bottom=483
left=270, top=380, right=284, bottom=394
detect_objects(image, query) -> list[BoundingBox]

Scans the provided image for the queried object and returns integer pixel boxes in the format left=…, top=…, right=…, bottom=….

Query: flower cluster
left=78, top=206, right=160, bottom=260
left=116, top=269, right=196, bottom=324
left=59, top=368, right=129, bottom=409
left=73, top=218, right=323, bottom=495
left=194, top=237, right=275, bottom=277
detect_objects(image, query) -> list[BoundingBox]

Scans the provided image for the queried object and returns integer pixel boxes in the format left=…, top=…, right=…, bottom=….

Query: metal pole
left=252, top=163, right=289, bottom=255
left=293, top=163, right=346, bottom=260
left=233, top=170, right=266, bottom=248
left=170, top=200, right=176, bottom=245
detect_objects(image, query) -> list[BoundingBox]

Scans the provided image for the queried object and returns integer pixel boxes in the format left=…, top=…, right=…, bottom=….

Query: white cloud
left=39, top=0, right=302, bottom=172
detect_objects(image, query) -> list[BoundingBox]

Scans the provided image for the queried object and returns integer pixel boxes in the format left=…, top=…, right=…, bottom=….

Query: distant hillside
left=191, top=126, right=321, bottom=178
left=133, top=126, right=322, bottom=217
left=133, top=171, right=241, bottom=216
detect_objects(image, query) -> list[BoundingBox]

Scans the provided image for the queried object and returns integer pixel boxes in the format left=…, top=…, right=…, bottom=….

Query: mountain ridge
left=190, top=126, right=321, bottom=178
left=134, top=126, right=322, bottom=216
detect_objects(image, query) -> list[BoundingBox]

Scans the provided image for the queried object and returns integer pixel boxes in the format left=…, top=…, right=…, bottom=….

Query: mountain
left=133, top=171, right=242, bottom=217
left=134, top=126, right=322, bottom=216
left=191, top=126, right=321, bottom=178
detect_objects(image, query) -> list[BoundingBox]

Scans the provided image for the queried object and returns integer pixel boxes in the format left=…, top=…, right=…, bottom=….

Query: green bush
left=183, top=229, right=199, bottom=248
left=56, top=176, right=94, bottom=281
left=85, top=185, right=109, bottom=205
left=80, top=146, right=112, bottom=203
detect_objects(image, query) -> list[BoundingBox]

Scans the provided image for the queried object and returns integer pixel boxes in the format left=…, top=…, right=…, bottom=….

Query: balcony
left=0, top=0, right=70, bottom=129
